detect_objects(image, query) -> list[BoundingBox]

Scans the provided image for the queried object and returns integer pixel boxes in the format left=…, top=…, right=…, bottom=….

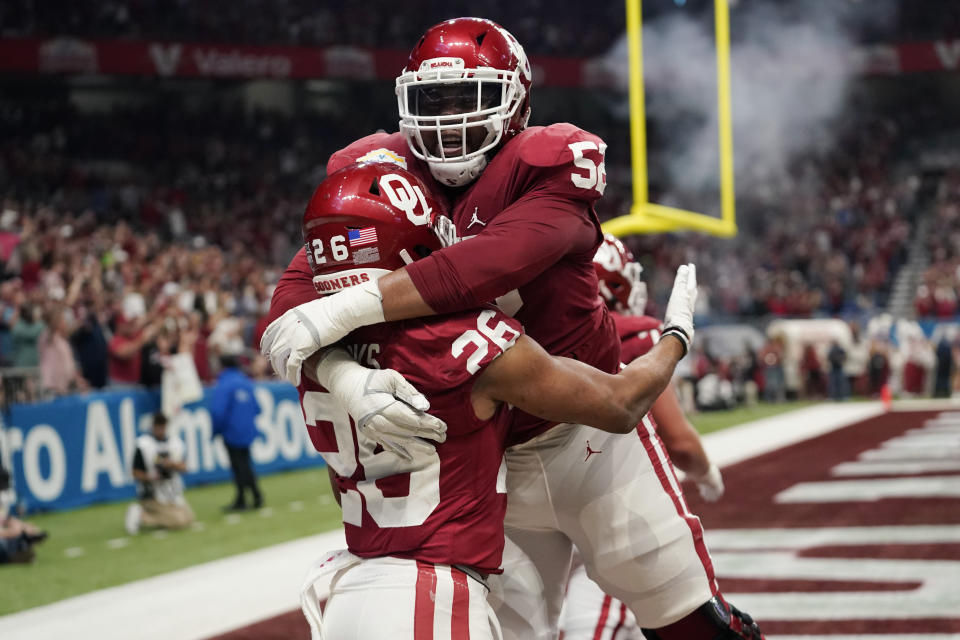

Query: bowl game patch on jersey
left=357, top=148, right=407, bottom=169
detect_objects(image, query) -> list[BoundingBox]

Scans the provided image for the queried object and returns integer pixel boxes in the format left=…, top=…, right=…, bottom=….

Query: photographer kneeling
left=125, top=413, right=194, bottom=535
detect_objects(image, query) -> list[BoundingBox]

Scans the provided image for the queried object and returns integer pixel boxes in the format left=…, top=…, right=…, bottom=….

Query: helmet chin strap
left=427, top=154, right=488, bottom=188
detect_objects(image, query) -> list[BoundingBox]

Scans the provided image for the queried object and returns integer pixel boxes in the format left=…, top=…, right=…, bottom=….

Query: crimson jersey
left=272, top=124, right=619, bottom=445
left=299, top=307, right=522, bottom=574
left=612, top=312, right=663, bottom=363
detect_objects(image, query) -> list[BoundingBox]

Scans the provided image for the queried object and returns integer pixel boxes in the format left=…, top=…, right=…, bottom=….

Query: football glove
left=260, top=280, right=385, bottom=386
left=313, top=348, right=447, bottom=461
left=691, top=463, right=725, bottom=502
left=662, top=263, right=697, bottom=357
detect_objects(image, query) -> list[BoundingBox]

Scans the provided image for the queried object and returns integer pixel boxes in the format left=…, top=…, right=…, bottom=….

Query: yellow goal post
left=602, top=0, right=737, bottom=238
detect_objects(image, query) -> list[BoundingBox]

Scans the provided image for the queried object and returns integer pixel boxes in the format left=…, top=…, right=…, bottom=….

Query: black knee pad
left=641, top=596, right=765, bottom=640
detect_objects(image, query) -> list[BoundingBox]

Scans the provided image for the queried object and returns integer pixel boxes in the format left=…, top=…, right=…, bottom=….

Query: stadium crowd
left=0, top=0, right=623, bottom=57
left=1, top=0, right=957, bottom=57
left=915, top=168, right=960, bottom=318
left=1, top=90, right=958, bottom=405
left=616, top=113, right=917, bottom=318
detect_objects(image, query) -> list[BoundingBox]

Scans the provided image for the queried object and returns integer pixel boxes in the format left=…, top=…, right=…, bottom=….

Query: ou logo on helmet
left=380, top=174, right=433, bottom=226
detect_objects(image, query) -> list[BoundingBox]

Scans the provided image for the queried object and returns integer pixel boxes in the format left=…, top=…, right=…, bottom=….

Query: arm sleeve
left=406, top=195, right=595, bottom=314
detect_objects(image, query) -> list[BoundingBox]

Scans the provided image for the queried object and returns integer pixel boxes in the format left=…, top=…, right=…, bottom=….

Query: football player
left=263, top=18, right=764, bottom=640
left=593, top=234, right=724, bottom=499
left=559, top=236, right=726, bottom=640
left=296, top=162, right=693, bottom=639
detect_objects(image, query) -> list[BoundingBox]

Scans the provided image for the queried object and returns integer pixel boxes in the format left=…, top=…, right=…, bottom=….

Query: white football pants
left=492, top=418, right=717, bottom=639
left=559, top=562, right=643, bottom=640
left=321, top=556, right=500, bottom=640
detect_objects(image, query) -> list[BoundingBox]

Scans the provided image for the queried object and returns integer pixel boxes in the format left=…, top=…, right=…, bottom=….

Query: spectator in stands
left=0, top=280, right=25, bottom=366
left=71, top=303, right=109, bottom=388
left=935, top=335, right=954, bottom=397
left=108, top=314, right=159, bottom=386
left=125, top=413, right=194, bottom=534
left=140, top=326, right=172, bottom=389
left=901, top=331, right=935, bottom=397
left=827, top=340, right=849, bottom=400
left=11, top=304, right=43, bottom=368
left=868, top=340, right=891, bottom=397
left=801, top=344, right=826, bottom=399
left=760, top=336, right=786, bottom=403
left=38, top=308, right=87, bottom=397
left=209, top=355, right=263, bottom=511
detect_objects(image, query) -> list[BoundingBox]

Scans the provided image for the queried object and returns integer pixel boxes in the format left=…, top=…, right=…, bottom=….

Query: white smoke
left=597, top=0, right=899, bottom=214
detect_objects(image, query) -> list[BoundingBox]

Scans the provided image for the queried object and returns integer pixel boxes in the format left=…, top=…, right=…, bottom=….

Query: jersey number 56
left=568, top=141, right=607, bottom=195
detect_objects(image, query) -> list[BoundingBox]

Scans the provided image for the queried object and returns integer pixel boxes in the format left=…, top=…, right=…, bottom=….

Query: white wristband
left=331, top=279, right=385, bottom=336
left=313, top=347, right=357, bottom=388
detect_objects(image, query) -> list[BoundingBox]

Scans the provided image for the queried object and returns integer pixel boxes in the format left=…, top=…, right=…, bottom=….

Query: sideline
left=5, top=400, right=954, bottom=640
left=0, top=530, right=345, bottom=640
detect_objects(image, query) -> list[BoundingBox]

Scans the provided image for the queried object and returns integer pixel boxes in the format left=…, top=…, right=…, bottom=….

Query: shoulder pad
left=517, top=123, right=606, bottom=168
left=327, top=132, right=408, bottom=174
left=510, top=124, right=608, bottom=202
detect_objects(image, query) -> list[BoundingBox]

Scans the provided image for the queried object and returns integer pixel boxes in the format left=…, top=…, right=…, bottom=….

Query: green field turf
left=2, top=466, right=343, bottom=616
left=690, top=400, right=814, bottom=435
left=3, top=400, right=812, bottom=616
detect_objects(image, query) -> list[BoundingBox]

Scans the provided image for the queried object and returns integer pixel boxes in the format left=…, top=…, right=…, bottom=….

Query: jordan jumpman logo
left=584, top=441, right=602, bottom=462
left=467, top=206, right=486, bottom=228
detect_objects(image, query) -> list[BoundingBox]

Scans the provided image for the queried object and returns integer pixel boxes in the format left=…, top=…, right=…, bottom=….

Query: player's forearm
left=610, top=336, right=686, bottom=431
left=651, top=386, right=711, bottom=477
left=377, top=268, right=437, bottom=321
left=405, top=204, right=583, bottom=314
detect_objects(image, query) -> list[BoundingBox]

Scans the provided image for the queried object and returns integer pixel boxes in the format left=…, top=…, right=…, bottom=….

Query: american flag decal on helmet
left=348, top=227, right=378, bottom=247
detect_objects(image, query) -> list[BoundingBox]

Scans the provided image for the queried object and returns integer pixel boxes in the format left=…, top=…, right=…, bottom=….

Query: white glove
left=260, top=280, right=385, bottom=386
left=692, top=463, right=725, bottom=502
left=314, top=348, right=447, bottom=461
left=662, top=263, right=697, bottom=357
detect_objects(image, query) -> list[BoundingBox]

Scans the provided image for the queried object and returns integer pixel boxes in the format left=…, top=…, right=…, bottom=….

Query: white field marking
left=318, top=495, right=333, bottom=505
left=712, top=525, right=960, bottom=620
left=288, top=501, right=305, bottom=511
left=258, top=507, right=275, bottom=518
left=106, top=538, right=130, bottom=549
left=152, top=531, right=168, bottom=540
left=892, top=398, right=960, bottom=411
left=772, top=636, right=960, bottom=640
left=718, top=558, right=960, bottom=619
left=915, top=421, right=960, bottom=431
left=705, top=524, right=960, bottom=550
left=775, top=475, right=960, bottom=502
left=63, top=547, right=85, bottom=558
left=833, top=459, right=960, bottom=476
left=861, top=446, right=960, bottom=460
left=189, top=521, right=205, bottom=532
left=921, top=421, right=960, bottom=431
left=0, top=529, right=347, bottom=640
left=224, top=514, right=243, bottom=525
left=698, top=402, right=885, bottom=468
left=881, top=433, right=960, bottom=448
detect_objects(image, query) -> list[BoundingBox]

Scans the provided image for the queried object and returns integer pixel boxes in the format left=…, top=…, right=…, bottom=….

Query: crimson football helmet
left=396, top=17, right=532, bottom=187
left=302, top=162, right=442, bottom=296
left=593, top=233, right=647, bottom=315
